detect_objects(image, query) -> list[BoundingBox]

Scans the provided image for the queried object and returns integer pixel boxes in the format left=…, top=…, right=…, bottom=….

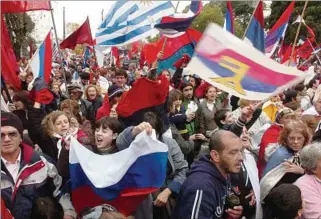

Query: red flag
left=143, top=41, right=161, bottom=65
left=1, top=16, right=20, bottom=89
left=281, top=44, right=297, bottom=66
left=280, top=44, right=293, bottom=64
left=60, top=17, right=93, bottom=50
left=111, top=47, right=120, bottom=67
left=143, top=28, right=202, bottom=65
left=297, top=41, right=313, bottom=59
left=131, top=41, right=141, bottom=54
left=1, top=1, right=50, bottom=13
left=306, top=24, right=315, bottom=42
left=117, top=73, right=169, bottom=126
left=139, top=45, right=146, bottom=69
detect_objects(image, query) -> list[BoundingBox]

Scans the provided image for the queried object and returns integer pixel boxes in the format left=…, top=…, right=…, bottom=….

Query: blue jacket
left=173, top=155, right=230, bottom=219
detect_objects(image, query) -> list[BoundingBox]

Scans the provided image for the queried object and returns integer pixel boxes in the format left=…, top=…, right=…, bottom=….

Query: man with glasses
left=1, top=112, right=76, bottom=219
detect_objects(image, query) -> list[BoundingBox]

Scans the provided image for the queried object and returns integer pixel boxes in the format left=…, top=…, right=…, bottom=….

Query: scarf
left=53, top=127, right=79, bottom=157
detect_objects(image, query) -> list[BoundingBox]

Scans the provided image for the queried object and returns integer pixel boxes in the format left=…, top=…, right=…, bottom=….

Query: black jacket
left=27, top=107, right=59, bottom=161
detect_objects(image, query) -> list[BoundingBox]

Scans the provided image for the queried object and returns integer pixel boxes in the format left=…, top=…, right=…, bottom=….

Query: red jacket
left=257, top=124, right=283, bottom=178
left=96, top=95, right=111, bottom=120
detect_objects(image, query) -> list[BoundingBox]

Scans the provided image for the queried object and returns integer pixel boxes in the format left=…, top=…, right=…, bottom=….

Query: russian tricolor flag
left=244, top=1, right=265, bottom=53
left=69, top=131, right=168, bottom=216
left=224, top=1, right=234, bottom=34
left=30, top=31, right=52, bottom=83
left=265, top=1, right=295, bottom=57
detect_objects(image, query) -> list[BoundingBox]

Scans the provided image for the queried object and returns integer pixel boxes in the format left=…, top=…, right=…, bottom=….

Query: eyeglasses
left=287, top=136, right=304, bottom=142
left=1, top=132, right=19, bottom=140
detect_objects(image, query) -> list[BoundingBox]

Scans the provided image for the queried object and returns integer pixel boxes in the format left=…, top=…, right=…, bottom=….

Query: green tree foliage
left=218, top=1, right=257, bottom=31
left=185, top=2, right=249, bottom=38
left=3, top=13, right=35, bottom=60
left=267, top=1, right=321, bottom=44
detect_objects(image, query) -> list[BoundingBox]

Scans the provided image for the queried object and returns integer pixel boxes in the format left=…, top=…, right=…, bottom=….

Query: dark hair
left=180, top=82, right=193, bottom=91
left=214, top=109, right=231, bottom=128
left=264, top=184, right=302, bottom=219
left=294, top=82, right=305, bottom=92
left=110, top=67, right=117, bottom=72
left=95, top=117, right=123, bottom=134
left=12, top=90, right=30, bottom=108
left=64, top=70, right=72, bottom=83
left=115, top=69, right=128, bottom=79
left=283, top=90, right=298, bottom=104
left=209, top=130, right=237, bottom=152
left=143, top=112, right=164, bottom=136
left=31, top=196, right=64, bottom=219
left=308, top=78, right=317, bottom=88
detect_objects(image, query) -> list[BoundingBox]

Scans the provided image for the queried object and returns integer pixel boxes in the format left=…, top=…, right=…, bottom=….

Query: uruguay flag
left=69, top=131, right=168, bottom=216
left=96, top=1, right=174, bottom=47
left=154, top=0, right=202, bottom=37
left=30, top=31, right=52, bottom=83
left=265, top=1, right=295, bottom=57
left=187, top=23, right=306, bottom=101
left=224, top=1, right=234, bottom=34
left=244, top=1, right=265, bottom=53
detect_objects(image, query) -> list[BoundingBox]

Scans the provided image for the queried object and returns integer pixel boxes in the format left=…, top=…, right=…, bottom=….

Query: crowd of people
left=1, top=52, right=321, bottom=219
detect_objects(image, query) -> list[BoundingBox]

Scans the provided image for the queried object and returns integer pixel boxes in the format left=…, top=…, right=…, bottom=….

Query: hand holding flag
left=69, top=130, right=168, bottom=216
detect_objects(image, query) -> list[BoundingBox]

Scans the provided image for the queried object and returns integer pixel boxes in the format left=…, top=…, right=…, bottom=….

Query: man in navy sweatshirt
left=173, top=130, right=244, bottom=219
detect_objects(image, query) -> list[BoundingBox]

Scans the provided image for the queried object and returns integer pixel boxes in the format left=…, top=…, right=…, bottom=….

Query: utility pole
left=63, top=7, right=66, bottom=39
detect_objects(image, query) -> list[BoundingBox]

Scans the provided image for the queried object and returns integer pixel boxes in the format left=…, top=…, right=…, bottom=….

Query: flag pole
left=175, top=1, right=180, bottom=12
left=101, top=9, right=104, bottom=21
left=242, top=0, right=261, bottom=40
left=50, top=2, right=71, bottom=101
left=288, top=0, right=309, bottom=66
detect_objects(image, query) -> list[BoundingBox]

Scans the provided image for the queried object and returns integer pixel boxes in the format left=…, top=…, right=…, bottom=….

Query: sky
left=31, top=1, right=192, bottom=41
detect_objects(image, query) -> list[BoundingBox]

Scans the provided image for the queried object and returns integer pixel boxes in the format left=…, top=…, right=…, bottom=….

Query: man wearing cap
left=67, top=83, right=94, bottom=122
left=257, top=108, right=296, bottom=178
left=1, top=112, right=76, bottom=219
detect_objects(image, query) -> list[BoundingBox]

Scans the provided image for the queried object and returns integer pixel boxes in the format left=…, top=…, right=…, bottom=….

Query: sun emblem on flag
left=210, top=55, right=248, bottom=95
left=140, top=0, right=153, bottom=6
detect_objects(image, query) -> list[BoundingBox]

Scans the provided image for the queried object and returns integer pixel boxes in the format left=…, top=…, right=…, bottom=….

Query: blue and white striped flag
left=96, top=1, right=174, bottom=47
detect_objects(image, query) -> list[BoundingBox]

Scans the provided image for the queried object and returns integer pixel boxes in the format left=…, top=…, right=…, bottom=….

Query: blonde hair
left=41, top=111, right=71, bottom=137
left=238, top=99, right=250, bottom=108
left=85, top=84, right=102, bottom=99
